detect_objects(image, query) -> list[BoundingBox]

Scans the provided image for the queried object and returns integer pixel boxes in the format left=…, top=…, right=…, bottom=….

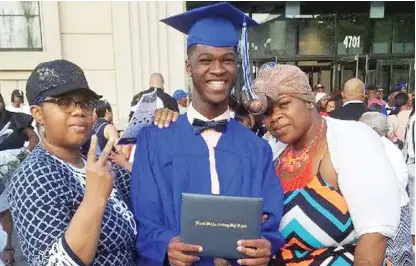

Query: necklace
left=278, top=120, right=324, bottom=173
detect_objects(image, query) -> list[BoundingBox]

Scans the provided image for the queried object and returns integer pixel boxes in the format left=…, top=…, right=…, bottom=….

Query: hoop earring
left=308, top=103, right=314, bottom=110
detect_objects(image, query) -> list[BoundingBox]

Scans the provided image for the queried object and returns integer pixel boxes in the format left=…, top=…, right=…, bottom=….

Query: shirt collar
left=187, top=103, right=230, bottom=124
left=343, top=100, right=364, bottom=107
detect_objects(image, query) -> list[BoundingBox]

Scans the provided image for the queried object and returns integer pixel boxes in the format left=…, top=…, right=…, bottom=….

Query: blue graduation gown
left=131, top=115, right=285, bottom=266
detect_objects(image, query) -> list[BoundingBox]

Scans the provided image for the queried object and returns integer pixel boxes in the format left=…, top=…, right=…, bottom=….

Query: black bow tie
left=192, top=118, right=228, bottom=134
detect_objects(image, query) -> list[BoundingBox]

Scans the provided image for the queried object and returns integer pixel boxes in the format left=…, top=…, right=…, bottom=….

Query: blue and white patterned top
left=7, top=145, right=136, bottom=266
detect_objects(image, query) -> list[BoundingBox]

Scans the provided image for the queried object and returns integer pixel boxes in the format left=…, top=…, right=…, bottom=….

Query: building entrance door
left=375, top=59, right=415, bottom=92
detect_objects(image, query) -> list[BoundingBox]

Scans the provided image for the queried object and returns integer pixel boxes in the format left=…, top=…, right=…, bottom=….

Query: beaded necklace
left=278, top=119, right=324, bottom=173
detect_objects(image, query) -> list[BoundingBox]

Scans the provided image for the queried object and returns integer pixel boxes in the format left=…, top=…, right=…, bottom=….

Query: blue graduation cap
left=161, top=2, right=260, bottom=101
left=160, top=2, right=258, bottom=48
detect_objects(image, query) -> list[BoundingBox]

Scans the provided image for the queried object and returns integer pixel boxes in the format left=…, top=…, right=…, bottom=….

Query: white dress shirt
left=187, top=104, right=230, bottom=195
left=274, top=116, right=400, bottom=238
left=342, top=100, right=364, bottom=107
left=6, top=104, right=30, bottom=115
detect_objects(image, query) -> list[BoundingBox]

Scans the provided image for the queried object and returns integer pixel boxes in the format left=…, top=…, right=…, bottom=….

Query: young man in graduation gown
left=130, top=3, right=285, bottom=266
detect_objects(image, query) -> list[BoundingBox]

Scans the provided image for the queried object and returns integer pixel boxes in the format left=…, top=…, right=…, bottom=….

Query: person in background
left=330, top=78, right=369, bottom=121
left=83, top=100, right=118, bottom=156
left=388, top=92, right=411, bottom=146
left=377, top=86, right=386, bottom=102
left=360, top=112, right=414, bottom=266
left=125, top=89, right=179, bottom=164
left=173, top=89, right=188, bottom=114
left=408, top=91, right=414, bottom=110
left=368, top=103, right=383, bottom=113
left=5, top=90, right=30, bottom=115
left=367, top=85, right=386, bottom=107
left=313, top=84, right=325, bottom=93
left=130, top=73, right=179, bottom=116
left=131, top=3, right=285, bottom=265
left=382, top=90, right=400, bottom=116
left=234, top=104, right=255, bottom=130
left=403, top=105, right=415, bottom=245
left=315, top=92, right=328, bottom=116
left=0, top=92, right=38, bottom=266
left=329, top=92, right=343, bottom=109
left=325, top=100, right=337, bottom=113
left=249, top=64, right=399, bottom=265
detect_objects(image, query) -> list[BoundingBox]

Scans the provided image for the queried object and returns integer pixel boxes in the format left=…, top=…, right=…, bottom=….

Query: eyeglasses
left=42, top=97, right=97, bottom=114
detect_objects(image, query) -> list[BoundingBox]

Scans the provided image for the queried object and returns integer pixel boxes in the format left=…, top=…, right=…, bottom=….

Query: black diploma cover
left=180, top=193, right=263, bottom=259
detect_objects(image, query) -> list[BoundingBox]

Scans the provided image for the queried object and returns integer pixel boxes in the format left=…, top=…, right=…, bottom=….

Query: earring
left=308, top=103, right=314, bottom=110
left=38, top=124, right=46, bottom=139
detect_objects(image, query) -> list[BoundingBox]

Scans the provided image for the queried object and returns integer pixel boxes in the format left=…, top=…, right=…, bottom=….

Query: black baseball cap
left=26, top=59, right=101, bottom=105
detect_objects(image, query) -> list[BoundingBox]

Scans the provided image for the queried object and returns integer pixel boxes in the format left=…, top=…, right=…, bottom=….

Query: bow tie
left=192, top=118, right=228, bottom=134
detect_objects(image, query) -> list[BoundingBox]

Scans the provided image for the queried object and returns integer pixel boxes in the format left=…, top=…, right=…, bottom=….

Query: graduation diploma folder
left=180, top=193, right=263, bottom=259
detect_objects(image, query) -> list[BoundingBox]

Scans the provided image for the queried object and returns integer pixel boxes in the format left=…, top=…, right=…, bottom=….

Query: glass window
left=0, top=1, right=42, bottom=50
left=337, top=14, right=370, bottom=55
left=393, top=14, right=414, bottom=54
left=391, top=64, right=411, bottom=89
left=298, top=14, right=336, bottom=55
left=372, top=18, right=392, bottom=54
left=249, top=18, right=297, bottom=59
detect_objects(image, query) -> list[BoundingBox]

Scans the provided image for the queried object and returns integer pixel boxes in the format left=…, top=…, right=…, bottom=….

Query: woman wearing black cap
left=7, top=59, right=177, bottom=266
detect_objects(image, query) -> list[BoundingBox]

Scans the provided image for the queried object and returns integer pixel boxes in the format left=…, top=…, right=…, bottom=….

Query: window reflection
left=372, top=18, right=392, bottom=54
left=393, top=14, right=415, bottom=54
left=249, top=16, right=297, bottom=58
left=0, top=1, right=42, bottom=50
left=298, top=14, right=335, bottom=55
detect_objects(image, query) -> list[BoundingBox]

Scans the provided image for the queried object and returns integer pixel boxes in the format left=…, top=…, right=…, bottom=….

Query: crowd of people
left=0, top=2, right=413, bottom=266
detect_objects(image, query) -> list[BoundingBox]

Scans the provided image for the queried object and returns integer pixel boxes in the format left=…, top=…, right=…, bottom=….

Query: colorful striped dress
left=273, top=157, right=390, bottom=265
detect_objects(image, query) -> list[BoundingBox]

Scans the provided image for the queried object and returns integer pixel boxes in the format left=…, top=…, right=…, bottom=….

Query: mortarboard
left=161, top=2, right=260, bottom=105
left=160, top=2, right=257, bottom=48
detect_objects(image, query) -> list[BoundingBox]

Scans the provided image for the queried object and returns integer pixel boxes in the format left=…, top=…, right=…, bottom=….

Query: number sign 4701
left=343, top=36, right=361, bottom=48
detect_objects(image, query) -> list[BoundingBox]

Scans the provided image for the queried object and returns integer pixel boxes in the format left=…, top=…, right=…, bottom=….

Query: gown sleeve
left=259, top=141, right=286, bottom=254
left=130, top=127, right=176, bottom=265
left=7, top=159, right=86, bottom=266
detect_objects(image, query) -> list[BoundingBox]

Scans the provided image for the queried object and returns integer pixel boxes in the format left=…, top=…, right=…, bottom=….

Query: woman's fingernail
left=237, top=246, right=243, bottom=252
left=237, top=259, right=242, bottom=265
left=158, top=124, right=163, bottom=129
left=164, top=124, right=169, bottom=128
left=154, top=121, right=158, bottom=126
left=198, top=247, right=203, bottom=252
left=237, top=240, right=242, bottom=246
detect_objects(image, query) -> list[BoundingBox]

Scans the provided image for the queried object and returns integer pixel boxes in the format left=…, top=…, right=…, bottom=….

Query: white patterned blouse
left=7, top=145, right=136, bottom=266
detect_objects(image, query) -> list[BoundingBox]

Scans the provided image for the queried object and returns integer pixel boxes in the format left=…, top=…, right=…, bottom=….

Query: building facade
left=0, top=1, right=414, bottom=128
left=190, top=1, right=415, bottom=93
left=0, top=1, right=187, bottom=128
